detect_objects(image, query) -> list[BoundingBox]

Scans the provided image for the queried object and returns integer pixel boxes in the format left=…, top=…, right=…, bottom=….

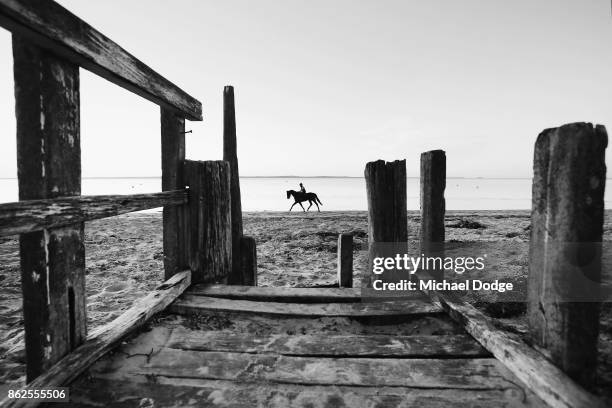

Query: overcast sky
left=0, top=0, right=611, bottom=178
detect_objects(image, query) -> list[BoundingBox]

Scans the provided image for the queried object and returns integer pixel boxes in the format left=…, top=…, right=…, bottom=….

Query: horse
left=286, top=190, right=323, bottom=212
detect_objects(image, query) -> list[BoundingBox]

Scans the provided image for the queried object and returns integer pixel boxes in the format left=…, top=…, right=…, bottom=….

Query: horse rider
left=299, top=182, right=306, bottom=194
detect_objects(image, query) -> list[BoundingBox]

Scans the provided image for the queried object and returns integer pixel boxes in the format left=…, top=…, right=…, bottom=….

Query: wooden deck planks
left=68, top=376, right=543, bottom=408
left=187, top=284, right=429, bottom=303
left=165, top=329, right=490, bottom=358
left=89, top=349, right=522, bottom=390
left=431, top=290, right=606, bottom=408
left=170, top=294, right=442, bottom=317
left=0, top=271, right=191, bottom=408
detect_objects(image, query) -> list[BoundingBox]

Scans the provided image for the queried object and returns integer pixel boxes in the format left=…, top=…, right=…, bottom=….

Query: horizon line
left=0, top=175, right=539, bottom=180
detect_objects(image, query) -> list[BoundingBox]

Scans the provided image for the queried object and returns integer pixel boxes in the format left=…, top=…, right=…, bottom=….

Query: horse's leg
left=299, top=202, right=306, bottom=212
left=315, top=201, right=320, bottom=212
left=306, top=201, right=313, bottom=211
left=289, top=202, right=297, bottom=212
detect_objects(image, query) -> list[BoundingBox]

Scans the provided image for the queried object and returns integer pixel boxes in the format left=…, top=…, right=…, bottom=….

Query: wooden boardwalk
left=65, top=285, right=546, bottom=408
left=0, top=2, right=608, bottom=407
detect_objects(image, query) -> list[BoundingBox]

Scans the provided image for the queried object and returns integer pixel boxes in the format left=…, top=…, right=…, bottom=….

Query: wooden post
left=12, top=36, right=86, bottom=381
left=365, top=160, right=408, bottom=287
left=528, top=122, right=607, bottom=386
left=337, top=233, right=353, bottom=288
left=185, top=160, right=232, bottom=283
left=223, top=85, right=245, bottom=285
left=161, top=108, right=187, bottom=279
left=240, top=236, right=258, bottom=286
left=420, top=150, right=446, bottom=279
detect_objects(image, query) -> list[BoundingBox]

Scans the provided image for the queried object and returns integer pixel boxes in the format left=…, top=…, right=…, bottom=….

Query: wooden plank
left=90, top=348, right=524, bottom=390
left=69, top=377, right=544, bottom=408
left=13, top=35, right=86, bottom=382
left=337, top=233, right=353, bottom=287
left=0, top=0, right=202, bottom=120
left=223, top=85, right=246, bottom=285
left=166, top=329, right=490, bottom=358
left=0, top=271, right=191, bottom=408
left=420, top=150, right=445, bottom=279
left=170, top=295, right=442, bottom=317
left=185, top=160, right=232, bottom=284
left=425, top=287, right=606, bottom=408
left=0, top=190, right=187, bottom=237
left=528, top=122, right=606, bottom=386
left=186, top=284, right=427, bottom=302
left=161, top=108, right=187, bottom=279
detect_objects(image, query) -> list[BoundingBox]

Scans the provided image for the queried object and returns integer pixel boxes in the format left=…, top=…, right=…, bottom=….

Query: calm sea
left=1, top=177, right=609, bottom=211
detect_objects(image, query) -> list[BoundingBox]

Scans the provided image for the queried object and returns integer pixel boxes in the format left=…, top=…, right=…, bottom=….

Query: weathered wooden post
left=161, top=108, right=187, bottom=279
left=420, top=150, right=446, bottom=279
left=365, top=160, right=407, bottom=287
left=185, top=160, right=232, bottom=283
left=528, top=122, right=607, bottom=386
left=13, top=36, right=87, bottom=381
left=240, top=236, right=258, bottom=286
left=337, top=233, right=353, bottom=287
left=223, top=85, right=244, bottom=285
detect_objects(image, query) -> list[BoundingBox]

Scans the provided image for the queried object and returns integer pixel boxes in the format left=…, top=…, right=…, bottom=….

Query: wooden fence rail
left=0, top=0, right=202, bottom=120
left=0, top=0, right=204, bottom=385
left=0, top=190, right=188, bottom=237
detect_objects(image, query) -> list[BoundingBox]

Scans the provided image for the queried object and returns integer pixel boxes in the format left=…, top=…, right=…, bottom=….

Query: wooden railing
left=0, top=0, right=201, bottom=384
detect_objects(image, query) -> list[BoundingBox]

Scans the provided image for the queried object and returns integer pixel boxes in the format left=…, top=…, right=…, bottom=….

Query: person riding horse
left=286, top=184, right=323, bottom=212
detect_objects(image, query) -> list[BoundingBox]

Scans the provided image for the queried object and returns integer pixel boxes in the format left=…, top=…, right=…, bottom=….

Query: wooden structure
left=420, top=150, right=446, bottom=279
left=527, top=123, right=606, bottom=386
left=184, top=160, right=232, bottom=283
left=337, top=233, right=353, bottom=287
left=0, top=1, right=608, bottom=407
left=223, top=85, right=258, bottom=285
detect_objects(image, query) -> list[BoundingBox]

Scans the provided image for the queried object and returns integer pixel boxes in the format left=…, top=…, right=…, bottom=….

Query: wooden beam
left=421, top=284, right=606, bottom=408
left=90, top=348, right=525, bottom=390
left=0, top=0, right=202, bottom=120
left=239, top=236, right=257, bottom=286
left=170, top=295, right=442, bottom=317
left=161, top=108, right=187, bottom=279
left=184, top=160, right=232, bottom=283
left=223, top=85, right=245, bottom=285
left=13, top=35, right=86, bottom=382
left=528, top=123, right=606, bottom=386
left=166, top=330, right=490, bottom=358
left=420, top=150, right=445, bottom=279
left=70, top=376, right=543, bottom=408
left=0, top=271, right=191, bottom=408
left=186, top=284, right=428, bottom=303
left=337, top=233, right=353, bottom=287
left=0, top=190, right=187, bottom=237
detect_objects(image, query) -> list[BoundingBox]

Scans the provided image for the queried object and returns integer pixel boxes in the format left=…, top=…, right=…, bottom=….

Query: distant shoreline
left=0, top=176, right=538, bottom=180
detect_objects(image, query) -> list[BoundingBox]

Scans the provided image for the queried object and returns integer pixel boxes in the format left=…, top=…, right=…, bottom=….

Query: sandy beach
left=1, top=210, right=611, bottom=402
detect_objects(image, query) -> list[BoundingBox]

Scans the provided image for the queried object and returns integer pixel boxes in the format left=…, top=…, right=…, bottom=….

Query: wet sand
left=1, top=210, right=611, bottom=401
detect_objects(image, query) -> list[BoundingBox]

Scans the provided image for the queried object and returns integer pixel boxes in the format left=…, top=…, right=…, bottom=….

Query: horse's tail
left=315, top=194, right=323, bottom=206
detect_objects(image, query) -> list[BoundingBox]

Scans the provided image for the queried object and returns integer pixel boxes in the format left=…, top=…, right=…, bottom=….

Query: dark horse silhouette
left=286, top=190, right=323, bottom=212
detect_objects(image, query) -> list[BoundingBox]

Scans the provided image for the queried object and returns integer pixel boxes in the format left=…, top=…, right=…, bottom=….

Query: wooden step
left=169, top=295, right=442, bottom=317
left=69, top=377, right=543, bottom=408
left=187, top=284, right=429, bottom=303
left=165, top=329, right=490, bottom=358
left=188, top=284, right=359, bottom=302
left=90, top=348, right=523, bottom=390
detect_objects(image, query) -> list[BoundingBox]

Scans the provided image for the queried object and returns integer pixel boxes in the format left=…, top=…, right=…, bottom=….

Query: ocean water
left=1, top=177, right=609, bottom=211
